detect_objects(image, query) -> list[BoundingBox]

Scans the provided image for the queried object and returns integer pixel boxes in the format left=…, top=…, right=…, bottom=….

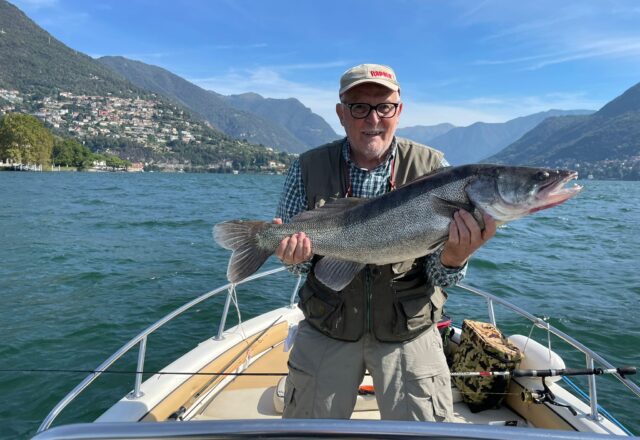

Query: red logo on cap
left=370, top=70, right=393, bottom=79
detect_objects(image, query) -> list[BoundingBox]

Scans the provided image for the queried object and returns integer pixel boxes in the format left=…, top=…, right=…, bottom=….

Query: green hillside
left=0, top=0, right=292, bottom=170
left=0, top=0, right=140, bottom=97
left=488, top=81, right=640, bottom=180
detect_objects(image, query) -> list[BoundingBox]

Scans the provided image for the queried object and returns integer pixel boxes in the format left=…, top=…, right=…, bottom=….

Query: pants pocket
left=406, top=371, right=454, bottom=422
left=283, top=362, right=313, bottom=418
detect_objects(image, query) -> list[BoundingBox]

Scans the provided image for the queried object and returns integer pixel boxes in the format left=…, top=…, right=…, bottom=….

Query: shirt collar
left=341, top=137, right=397, bottom=172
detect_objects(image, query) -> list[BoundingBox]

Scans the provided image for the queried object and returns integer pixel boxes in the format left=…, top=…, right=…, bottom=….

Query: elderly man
left=274, top=64, right=496, bottom=421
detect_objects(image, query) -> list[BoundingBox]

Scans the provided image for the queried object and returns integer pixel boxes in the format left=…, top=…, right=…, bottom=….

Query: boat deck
left=194, top=341, right=528, bottom=427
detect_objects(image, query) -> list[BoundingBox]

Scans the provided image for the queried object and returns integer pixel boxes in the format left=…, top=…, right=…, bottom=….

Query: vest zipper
left=365, top=266, right=373, bottom=333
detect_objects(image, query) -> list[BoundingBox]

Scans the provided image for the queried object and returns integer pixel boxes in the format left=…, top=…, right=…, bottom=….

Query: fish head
left=466, top=165, right=583, bottom=222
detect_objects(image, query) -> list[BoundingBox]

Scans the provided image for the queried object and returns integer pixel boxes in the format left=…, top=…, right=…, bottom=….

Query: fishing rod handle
left=613, top=366, right=636, bottom=376
left=512, top=367, right=637, bottom=377
left=562, top=366, right=637, bottom=376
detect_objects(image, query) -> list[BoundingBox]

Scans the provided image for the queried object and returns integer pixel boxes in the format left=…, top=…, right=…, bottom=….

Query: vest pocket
left=394, top=294, right=433, bottom=333
left=429, top=289, right=447, bottom=324
left=299, top=286, right=345, bottom=335
left=392, top=285, right=447, bottom=338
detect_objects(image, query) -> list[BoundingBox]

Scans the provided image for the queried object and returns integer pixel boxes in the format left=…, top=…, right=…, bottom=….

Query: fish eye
left=535, top=171, right=550, bottom=181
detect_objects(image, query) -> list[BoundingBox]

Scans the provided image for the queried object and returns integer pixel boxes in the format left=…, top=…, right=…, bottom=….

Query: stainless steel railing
left=37, top=267, right=292, bottom=433
left=38, top=272, right=638, bottom=433
left=455, top=282, right=640, bottom=422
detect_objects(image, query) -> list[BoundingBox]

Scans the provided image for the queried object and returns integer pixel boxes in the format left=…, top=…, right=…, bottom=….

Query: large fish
left=214, top=164, right=582, bottom=291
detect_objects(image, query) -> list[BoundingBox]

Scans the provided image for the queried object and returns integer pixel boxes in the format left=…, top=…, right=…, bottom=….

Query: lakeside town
left=1, top=88, right=201, bottom=146
left=2, top=87, right=639, bottom=178
left=0, top=88, right=289, bottom=173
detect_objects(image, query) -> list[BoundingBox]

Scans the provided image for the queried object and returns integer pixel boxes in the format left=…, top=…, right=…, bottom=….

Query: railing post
left=215, top=286, right=234, bottom=340
left=586, top=354, right=601, bottom=421
left=486, top=298, right=496, bottom=326
left=127, top=336, right=147, bottom=399
left=289, top=275, right=302, bottom=308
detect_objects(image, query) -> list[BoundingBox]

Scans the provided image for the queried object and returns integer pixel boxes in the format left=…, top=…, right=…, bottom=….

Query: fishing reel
left=521, top=376, right=577, bottom=416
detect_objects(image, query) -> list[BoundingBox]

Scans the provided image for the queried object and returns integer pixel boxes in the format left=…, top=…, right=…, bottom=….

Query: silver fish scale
left=217, top=164, right=582, bottom=286
left=256, top=178, right=472, bottom=265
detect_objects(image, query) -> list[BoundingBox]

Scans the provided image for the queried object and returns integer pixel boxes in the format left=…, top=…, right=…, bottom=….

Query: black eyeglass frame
left=341, top=102, right=401, bottom=119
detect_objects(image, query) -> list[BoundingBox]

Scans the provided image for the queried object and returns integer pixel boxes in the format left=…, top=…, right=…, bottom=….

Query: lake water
left=0, top=172, right=638, bottom=438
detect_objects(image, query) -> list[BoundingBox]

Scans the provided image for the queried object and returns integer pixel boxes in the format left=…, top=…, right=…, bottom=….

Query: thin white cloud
left=121, top=52, right=175, bottom=60
left=400, top=101, right=507, bottom=128
left=456, top=0, right=493, bottom=23
left=208, top=43, right=268, bottom=50
left=525, top=39, right=640, bottom=70
left=480, top=15, right=576, bottom=42
left=458, top=1, right=640, bottom=71
left=475, top=38, right=640, bottom=70
left=190, top=67, right=343, bottom=132
left=400, top=91, right=599, bottom=128
left=265, top=61, right=349, bottom=71
left=191, top=67, right=601, bottom=132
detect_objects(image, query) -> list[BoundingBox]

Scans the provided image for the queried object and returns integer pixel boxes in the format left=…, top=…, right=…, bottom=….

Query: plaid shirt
left=275, top=137, right=466, bottom=287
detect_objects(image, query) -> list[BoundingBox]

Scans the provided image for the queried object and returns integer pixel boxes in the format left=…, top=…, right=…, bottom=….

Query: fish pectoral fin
left=431, top=194, right=474, bottom=214
left=292, top=197, right=368, bottom=222
left=314, top=257, right=365, bottom=292
left=423, top=239, right=447, bottom=256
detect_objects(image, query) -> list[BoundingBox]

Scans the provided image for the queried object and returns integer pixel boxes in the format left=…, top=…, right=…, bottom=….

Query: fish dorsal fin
left=395, top=166, right=451, bottom=189
left=292, top=197, right=368, bottom=222
left=314, top=257, right=366, bottom=292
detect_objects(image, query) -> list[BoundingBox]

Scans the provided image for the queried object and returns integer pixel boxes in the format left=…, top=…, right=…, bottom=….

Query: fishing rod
left=0, top=366, right=635, bottom=378
left=3, top=366, right=634, bottom=413
left=450, top=366, right=637, bottom=379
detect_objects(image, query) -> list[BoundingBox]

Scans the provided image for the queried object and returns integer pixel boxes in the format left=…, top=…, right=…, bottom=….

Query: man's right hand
left=273, top=218, right=313, bottom=265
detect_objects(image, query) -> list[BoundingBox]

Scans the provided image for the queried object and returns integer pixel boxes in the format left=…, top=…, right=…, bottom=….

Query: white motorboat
left=33, top=268, right=639, bottom=439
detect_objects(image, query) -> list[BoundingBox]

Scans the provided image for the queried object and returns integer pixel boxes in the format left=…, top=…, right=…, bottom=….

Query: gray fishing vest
left=297, top=137, right=448, bottom=342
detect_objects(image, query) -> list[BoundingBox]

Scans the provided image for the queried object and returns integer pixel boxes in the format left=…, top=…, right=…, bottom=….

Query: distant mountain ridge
left=222, top=92, right=339, bottom=150
left=487, top=81, right=640, bottom=179
left=396, top=123, right=456, bottom=144
left=0, top=0, right=141, bottom=98
left=0, top=0, right=292, bottom=170
left=400, top=110, right=593, bottom=165
left=99, top=56, right=338, bottom=153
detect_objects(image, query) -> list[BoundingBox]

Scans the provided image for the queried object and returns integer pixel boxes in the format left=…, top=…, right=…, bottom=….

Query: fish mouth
left=531, top=170, right=582, bottom=213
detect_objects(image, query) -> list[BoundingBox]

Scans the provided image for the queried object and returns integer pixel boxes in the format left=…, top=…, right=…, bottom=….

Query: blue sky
left=11, top=0, right=640, bottom=133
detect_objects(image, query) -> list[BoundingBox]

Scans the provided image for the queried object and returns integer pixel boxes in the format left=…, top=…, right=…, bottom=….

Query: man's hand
left=440, top=210, right=496, bottom=268
left=273, top=218, right=313, bottom=265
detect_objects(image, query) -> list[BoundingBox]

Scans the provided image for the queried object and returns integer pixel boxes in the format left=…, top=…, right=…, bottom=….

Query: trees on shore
left=1, top=111, right=291, bottom=172
left=0, top=112, right=131, bottom=170
left=0, top=113, right=54, bottom=167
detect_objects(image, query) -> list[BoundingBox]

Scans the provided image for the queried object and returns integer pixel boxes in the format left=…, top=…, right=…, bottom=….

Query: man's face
left=336, top=83, right=402, bottom=165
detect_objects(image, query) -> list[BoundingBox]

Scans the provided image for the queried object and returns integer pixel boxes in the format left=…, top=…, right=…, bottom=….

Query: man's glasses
left=342, top=102, right=400, bottom=119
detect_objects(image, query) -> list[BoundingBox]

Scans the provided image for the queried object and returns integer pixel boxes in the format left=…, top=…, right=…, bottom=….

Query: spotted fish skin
left=214, top=164, right=582, bottom=289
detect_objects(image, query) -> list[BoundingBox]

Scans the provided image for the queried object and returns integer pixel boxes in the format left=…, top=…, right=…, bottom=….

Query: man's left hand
left=440, top=210, right=496, bottom=268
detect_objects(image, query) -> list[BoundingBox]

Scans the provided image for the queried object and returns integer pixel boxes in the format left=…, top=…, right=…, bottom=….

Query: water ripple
left=1, top=174, right=639, bottom=437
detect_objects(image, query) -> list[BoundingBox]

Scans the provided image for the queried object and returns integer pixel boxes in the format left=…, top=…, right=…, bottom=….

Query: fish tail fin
left=213, top=220, right=272, bottom=283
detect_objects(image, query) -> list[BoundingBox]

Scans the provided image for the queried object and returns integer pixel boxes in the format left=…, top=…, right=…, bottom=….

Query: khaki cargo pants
left=283, top=320, right=453, bottom=421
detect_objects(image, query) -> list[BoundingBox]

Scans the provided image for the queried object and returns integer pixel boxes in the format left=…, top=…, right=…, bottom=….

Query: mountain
left=423, top=110, right=593, bottom=165
left=0, top=0, right=292, bottom=170
left=487, top=81, right=640, bottom=179
left=98, top=56, right=338, bottom=153
left=396, top=123, right=455, bottom=144
left=0, top=0, right=139, bottom=97
left=222, top=92, right=338, bottom=149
